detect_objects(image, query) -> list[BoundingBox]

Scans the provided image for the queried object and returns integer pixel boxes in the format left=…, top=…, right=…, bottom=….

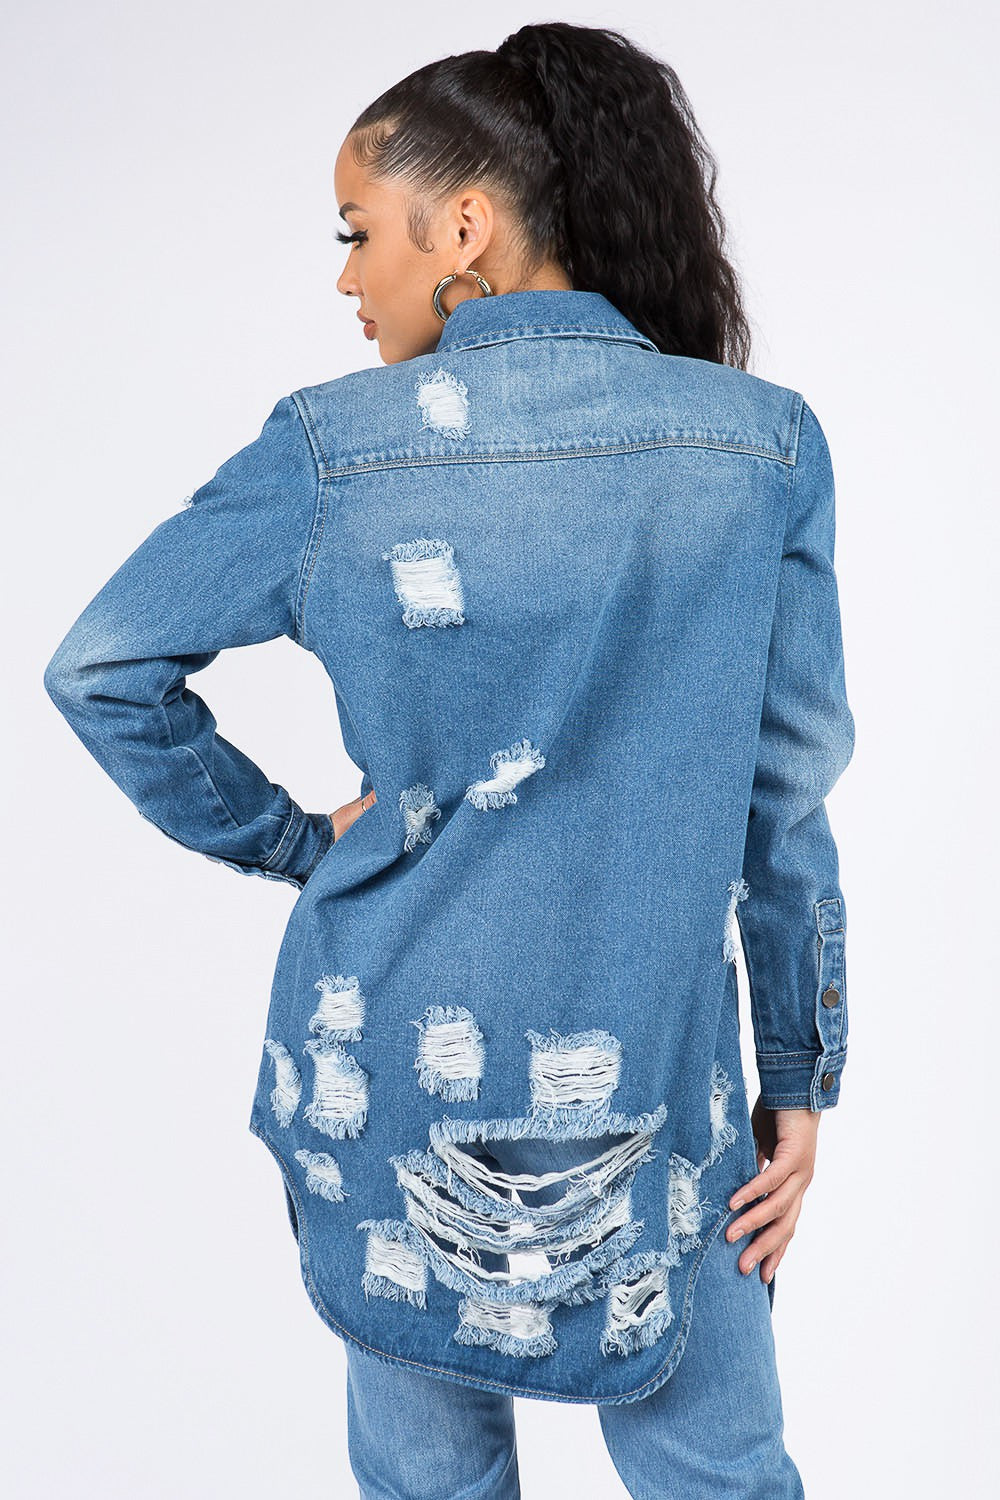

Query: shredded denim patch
left=294, top=1148, right=347, bottom=1202
left=412, top=1004, right=485, bottom=1102
left=303, top=1038, right=369, bottom=1139
left=263, top=1038, right=301, bottom=1127
left=358, top=1218, right=429, bottom=1308
left=723, top=877, right=749, bottom=963
left=309, top=973, right=365, bottom=1042
left=465, top=738, right=545, bottom=809
left=399, top=782, right=442, bottom=850
left=382, top=538, right=466, bottom=628
left=415, top=367, right=471, bottom=439
left=350, top=1034, right=739, bottom=1362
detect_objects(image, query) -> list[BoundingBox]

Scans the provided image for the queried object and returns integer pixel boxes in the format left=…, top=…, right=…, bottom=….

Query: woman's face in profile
left=334, top=135, right=488, bottom=365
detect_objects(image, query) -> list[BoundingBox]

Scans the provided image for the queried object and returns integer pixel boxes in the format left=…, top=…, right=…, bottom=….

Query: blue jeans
left=343, top=1182, right=805, bottom=1499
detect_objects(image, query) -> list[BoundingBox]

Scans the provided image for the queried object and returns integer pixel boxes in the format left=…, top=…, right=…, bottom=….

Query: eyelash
left=336, top=229, right=368, bottom=248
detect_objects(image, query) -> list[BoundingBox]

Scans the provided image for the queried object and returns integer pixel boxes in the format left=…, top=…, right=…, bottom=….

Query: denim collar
left=433, top=288, right=660, bottom=355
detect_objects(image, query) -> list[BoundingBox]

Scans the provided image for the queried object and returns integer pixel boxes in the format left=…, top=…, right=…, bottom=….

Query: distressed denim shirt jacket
left=43, top=288, right=855, bottom=1405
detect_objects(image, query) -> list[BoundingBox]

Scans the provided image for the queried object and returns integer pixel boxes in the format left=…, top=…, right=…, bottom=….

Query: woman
left=43, top=21, right=854, bottom=1500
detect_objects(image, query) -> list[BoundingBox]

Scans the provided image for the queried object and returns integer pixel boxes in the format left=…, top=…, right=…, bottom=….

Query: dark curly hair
left=346, top=20, right=752, bottom=368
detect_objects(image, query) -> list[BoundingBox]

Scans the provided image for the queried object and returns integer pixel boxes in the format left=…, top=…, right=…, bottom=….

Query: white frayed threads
left=412, top=1004, right=484, bottom=1102
left=527, top=1028, right=622, bottom=1111
left=430, top=1128, right=655, bottom=1224
left=294, top=1149, right=347, bottom=1202
left=465, top=737, right=545, bottom=809
left=263, top=1038, right=301, bottom=1127
left=309, top=973, right=365, bottom=1042
left=454, top=1298, right=557, bottom=1359
left=705, top=1061, right=739, bottom=1167
left=391, top=1145, right=638, bottom=1295
left=602, top=1263, right=673, bottom=1356
left=399, top=782, right=442, bottom=850
left=359, top=1221, right=428, bottom=1308
left=382, top=538, right=465, bottom=628
left=415, top=367, right=470, bottom=439
left=668, top=1154, right=708, bottom=1248
left=722, top=877, right=749, bottom=963
left=303, top=1039, right=369, bottom=1139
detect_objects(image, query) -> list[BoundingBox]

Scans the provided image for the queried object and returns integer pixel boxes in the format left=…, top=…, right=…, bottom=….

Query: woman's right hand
left=725, top=1099, right=821, bottom=1285
left=329, top=788, right=377, bottom=842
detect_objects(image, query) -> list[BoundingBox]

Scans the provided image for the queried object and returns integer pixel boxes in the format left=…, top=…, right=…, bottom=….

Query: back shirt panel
left=248, top=301, right=803, bottom=1402
left=44, top=288, right=852, bottom=1404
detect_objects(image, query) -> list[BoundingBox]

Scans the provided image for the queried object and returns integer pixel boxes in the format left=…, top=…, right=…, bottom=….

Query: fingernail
left=745, top=1260, right=756, bottom=1275
left=730, top=1198, right=743, bottom=1210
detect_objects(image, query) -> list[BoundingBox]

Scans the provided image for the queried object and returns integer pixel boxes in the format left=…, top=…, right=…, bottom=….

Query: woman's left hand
left=725, top=1099, right=821, bottom=1284
left=329, top=788, right=377, bottom=842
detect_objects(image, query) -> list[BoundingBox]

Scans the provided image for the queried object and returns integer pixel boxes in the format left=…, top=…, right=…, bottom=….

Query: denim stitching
left=319, top=436, right=795, bottom=480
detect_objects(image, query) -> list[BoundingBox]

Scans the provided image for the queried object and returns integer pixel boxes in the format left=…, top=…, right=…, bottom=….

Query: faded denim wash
left=344, top=1186, right=804, bottom=1498
left=43, top=288, right=854, bottom=1406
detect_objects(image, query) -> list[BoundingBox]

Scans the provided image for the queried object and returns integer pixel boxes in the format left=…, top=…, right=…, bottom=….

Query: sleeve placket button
left=821, top=986, right=841, bottom=1007
left=821, top=1071, right=836, bottom=1090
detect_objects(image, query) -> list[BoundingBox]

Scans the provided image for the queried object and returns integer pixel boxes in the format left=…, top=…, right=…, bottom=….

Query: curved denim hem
left=249, top=1119, right=734, bottom=1407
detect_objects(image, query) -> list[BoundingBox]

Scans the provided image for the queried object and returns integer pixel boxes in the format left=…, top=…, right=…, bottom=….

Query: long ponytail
left=349, top=21, right=752, bottom=368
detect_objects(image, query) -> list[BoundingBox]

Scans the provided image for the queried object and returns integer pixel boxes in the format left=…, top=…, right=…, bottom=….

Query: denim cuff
left=756, top=1048, right=846, bottom=1111
left=264, top=805, right=336, bottom=889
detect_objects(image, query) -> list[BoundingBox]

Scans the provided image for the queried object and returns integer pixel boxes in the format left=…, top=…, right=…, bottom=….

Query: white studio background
left=3, top=3, right=996, bottom=1496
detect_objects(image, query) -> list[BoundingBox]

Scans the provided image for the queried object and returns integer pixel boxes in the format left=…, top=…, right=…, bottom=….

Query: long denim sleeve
left=42, top=394, right=335, bottom=889
left=737, top=400, right=856, bottom=1111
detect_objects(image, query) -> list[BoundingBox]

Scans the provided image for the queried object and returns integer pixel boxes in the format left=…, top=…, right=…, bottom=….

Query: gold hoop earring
left=432, top=268, right=494, bottom=322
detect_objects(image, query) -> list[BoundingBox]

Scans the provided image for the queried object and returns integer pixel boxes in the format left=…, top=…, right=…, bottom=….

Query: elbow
left=828, top=699, right=856, bottom=788
left=43, top=626, right=104, bottom=717
left=43, top=640, right=84, bottom=710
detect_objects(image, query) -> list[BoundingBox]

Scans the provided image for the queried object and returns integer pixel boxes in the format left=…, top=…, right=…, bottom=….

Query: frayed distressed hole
left=668, top=1153, right=708, bottom=1250
left=294, top=1148, right=347, bottom=1202
left=430, top=1123, right=658, bottom=1206
left=399, top=782, right=442, bottom=850
left=357, top=1218, right=428, bottom=1308
left=454, top=1298, right=557, bottom=1358
left=303, top=1039, right=369, bottom=1139
left=600, top=1254, right=675, bottom=1357
left=722, top=876, right=749, bottom=963
left=415, top=367, right=471, bottom=439
left=381, top=538, right=465, bottom=628
left=428, top=1102, right=669, bottom=1153
left=410, top=1184, right=636, bottom=1272
left=309, top=972, right=365, bottom=1042
left=388, top=1115, right=666, bottom=1307
left=263, top=1038, right=301, bottom=1127
left=704, top=1060, right=739, bottom=1168
left=526, top=1027, right=622, bottom=1115
left=464, top=737, right=545, bottom=809
left=399, top=1179, right=643, bottom=1309
left=633, top=1283, right=665, bottom=1318
left=432, top=1130, right=641, bottom=1214
left=412, top=1004, right=484, bottom=1101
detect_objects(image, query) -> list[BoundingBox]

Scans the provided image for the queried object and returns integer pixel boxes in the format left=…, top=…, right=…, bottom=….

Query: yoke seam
left=320, top=436, right=795, bottom=480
